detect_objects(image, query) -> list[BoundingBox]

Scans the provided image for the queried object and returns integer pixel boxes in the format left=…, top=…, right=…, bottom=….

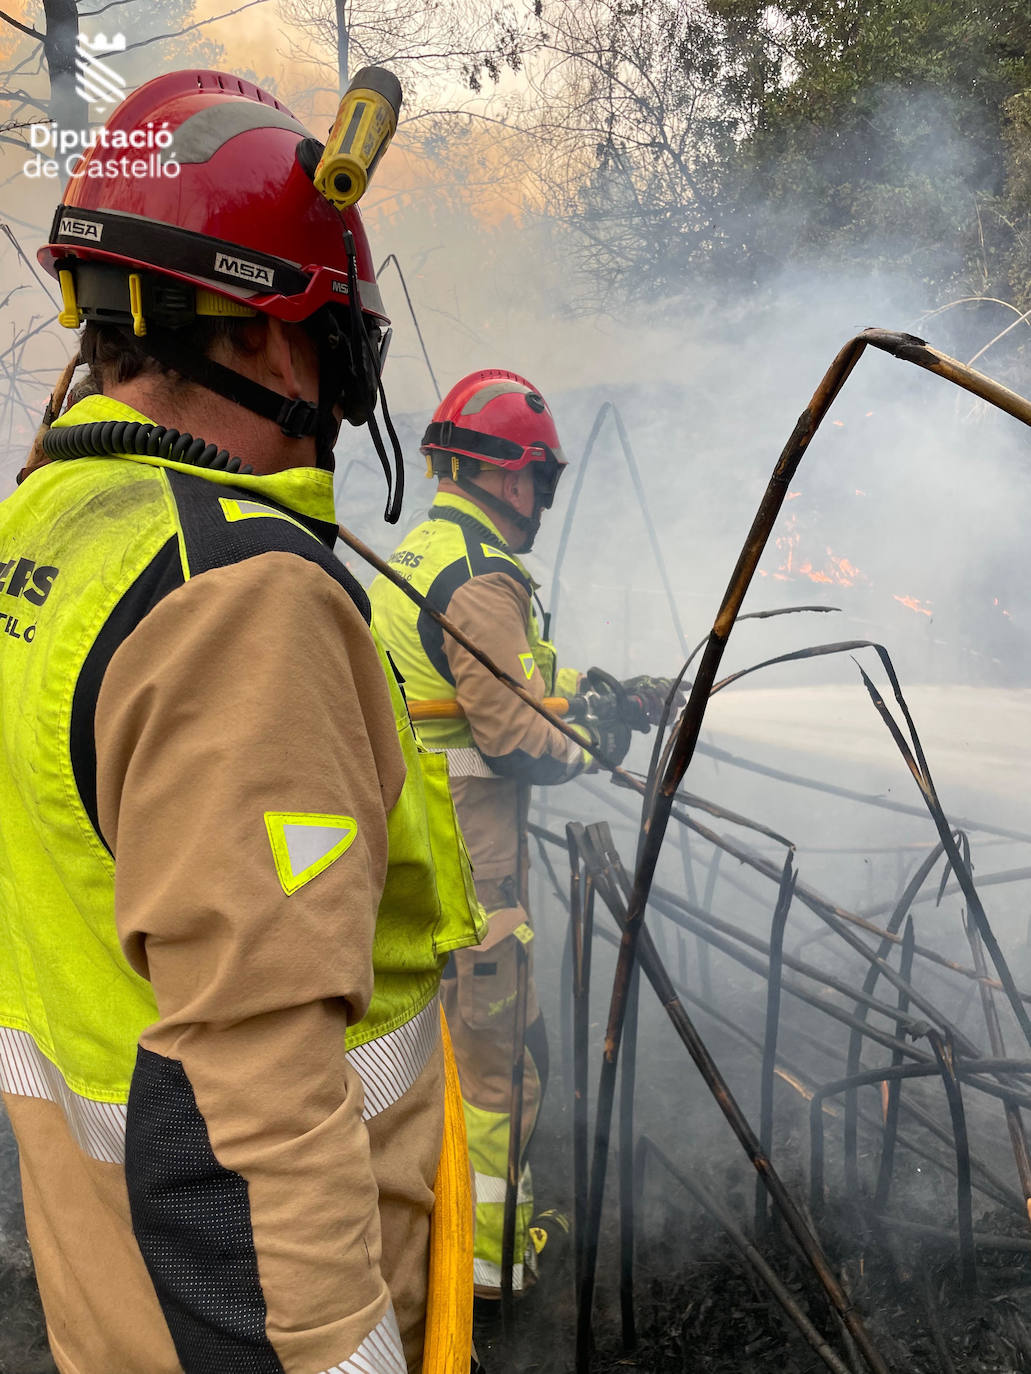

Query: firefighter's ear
left=258, top=318, right=318, bottom=400
left=502, top=468, right=523, bottom=502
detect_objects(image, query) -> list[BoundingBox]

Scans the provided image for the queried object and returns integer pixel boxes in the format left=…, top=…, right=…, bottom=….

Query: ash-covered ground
left=0, top=1117, right=54, bottom=1374
left=473, top=745, right=1031, bottom=1372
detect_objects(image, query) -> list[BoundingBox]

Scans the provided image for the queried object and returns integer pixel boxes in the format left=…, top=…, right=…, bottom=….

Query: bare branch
left=0, top=8, right=42, bottom=40
left=118, top=0, right=270, bottom=55
left=77, top=0, right=143, bottom=15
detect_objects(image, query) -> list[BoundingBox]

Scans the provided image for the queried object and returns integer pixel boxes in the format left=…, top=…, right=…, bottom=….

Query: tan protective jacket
left=369, top=493, right=587, bottom=898
left=0, top=397, right=481, bottom=1374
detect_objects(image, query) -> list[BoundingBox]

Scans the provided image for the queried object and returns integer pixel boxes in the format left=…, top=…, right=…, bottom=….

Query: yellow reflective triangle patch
left=518, top=652, right=535, bottom=680
left=481, top=543, right=518, bottom=567
left=219, top=498, right=312, bottom=538
left=264, top=812, right=358, bottom=896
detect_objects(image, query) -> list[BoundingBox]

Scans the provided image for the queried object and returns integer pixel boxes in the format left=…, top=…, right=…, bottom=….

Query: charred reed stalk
left=619, top=961, right=640, bottom=1351
left=531, top=820, right=1028, bottom=1217
left=856, top=657, right=1031, bottom=1052
left=573, top=823, right=891, bottom=1374
left=578, top=328, right=1031, bottom=1374
left=757, top=854, right=796, bottom=1239
left=964, top=912, right=1031, bottom=1225
left=677, top=826, right=711, bottom=998
left=592, top=769, right=1030, bottom=1008
left=567, top=824, right=596, bottom=1295
left=847, top=845, right=949, bottom=1195
left=807, top=1055, right=1026, bottom=1220
left=501, top=935, right=531, bottom=1332
left=927, top=1030, right=976, bottom=1290
left=559, top=830, right=579, bottom=1104
left=600, top=844, right=643, bottom=1347
left=633, top=880, right=1031, bottom=1116
left=637, top=1136, right=855, bottom=1374
left=874, top=916, right=916, bottom=1210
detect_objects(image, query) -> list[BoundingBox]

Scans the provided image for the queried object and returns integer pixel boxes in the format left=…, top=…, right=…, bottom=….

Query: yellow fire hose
left=424, top=1006, right=473, bottom=1374
left=409, top=697, right=570, bottom=724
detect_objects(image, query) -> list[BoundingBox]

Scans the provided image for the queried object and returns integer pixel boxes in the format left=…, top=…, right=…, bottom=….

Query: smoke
left=3, top=25, right=1031, bottom=1370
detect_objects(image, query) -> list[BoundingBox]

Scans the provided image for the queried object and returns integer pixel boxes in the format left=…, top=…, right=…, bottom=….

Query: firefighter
left=368, top=370, right=674, bottom=1298
left=0, top=72, right=483, bottom=1374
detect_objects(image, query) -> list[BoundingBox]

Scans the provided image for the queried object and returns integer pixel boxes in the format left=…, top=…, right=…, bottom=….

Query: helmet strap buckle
left=276, top=396, right=318, bottom=439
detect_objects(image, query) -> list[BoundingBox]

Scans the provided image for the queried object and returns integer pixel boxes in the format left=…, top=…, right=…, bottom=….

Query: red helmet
left=421, top=369, right=567, bottom=508
left=36, top=70, right=405, bottom=509
left=38, top=69, right=387, bottom=327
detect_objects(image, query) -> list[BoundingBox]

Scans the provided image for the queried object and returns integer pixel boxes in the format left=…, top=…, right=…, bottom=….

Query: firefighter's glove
left=581, top=715, right=632, bottom=770
left=621, top=675, right=686, bottom=729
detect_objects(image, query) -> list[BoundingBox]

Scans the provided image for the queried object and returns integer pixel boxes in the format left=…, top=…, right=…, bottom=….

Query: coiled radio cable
left=43, top=420, right=253, bottom=475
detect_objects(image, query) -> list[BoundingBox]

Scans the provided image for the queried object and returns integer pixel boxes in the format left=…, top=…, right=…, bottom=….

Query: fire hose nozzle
left=314, top=66, right=402, bottom=210
left=566, top=689, right=652, bottom=733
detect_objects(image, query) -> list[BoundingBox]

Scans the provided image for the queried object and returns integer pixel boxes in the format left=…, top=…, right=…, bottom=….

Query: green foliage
left=537, top=0, right=1031, bottom=334
left=720, top=0, right=1031, bottom=304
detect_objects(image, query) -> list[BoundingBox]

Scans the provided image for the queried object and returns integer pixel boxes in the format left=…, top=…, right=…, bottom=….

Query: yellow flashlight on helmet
left=314, top=66, right=402, bottom=210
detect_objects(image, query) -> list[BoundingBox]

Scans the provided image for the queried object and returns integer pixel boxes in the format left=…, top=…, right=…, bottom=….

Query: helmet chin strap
left=138, top=333, right=324, bottom=446
left=453, top=473, right=541, bottom=553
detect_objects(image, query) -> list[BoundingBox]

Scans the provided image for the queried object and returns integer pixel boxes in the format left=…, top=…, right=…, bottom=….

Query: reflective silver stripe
left=438, top=747, right=500, bottom=779
left=562, top=731, right=587, bottom=766
left=349, top=997, right=439, bottom=1122
left=473, top=1170, right=532, bottom=1207
left=438, top=735, right=584, bottom=779
left=473, top=1257, right=529, bottom=1292
left=0, top=1026, right=126, bottom=1164
left=172, top=101, right=309, bottom=164
left=317, top=1306, right=407, bottom=1374
left=460, top=380, right=533, bottom=415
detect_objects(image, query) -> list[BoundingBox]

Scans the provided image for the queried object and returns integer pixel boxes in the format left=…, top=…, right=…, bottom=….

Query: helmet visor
left=529, top=445, right=566, bottom=509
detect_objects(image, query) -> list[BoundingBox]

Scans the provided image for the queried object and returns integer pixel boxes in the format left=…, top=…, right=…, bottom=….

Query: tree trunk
left=334, top=0, right=349, bottom=93
left=43, top=0, right=79, bottom=129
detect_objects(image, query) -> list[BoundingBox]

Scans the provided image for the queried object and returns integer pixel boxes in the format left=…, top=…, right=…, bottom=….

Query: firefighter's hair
left=79, top=317, right=263, bottom=392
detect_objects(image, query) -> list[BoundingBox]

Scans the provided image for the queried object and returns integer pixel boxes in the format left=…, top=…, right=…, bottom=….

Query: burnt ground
left=470, top=785, right=1031, bottom=1374
left=474, top=984, right=1031, bottom=1374
left=0, top=1113, right=54, bottom=1374
left=8, top=931, right=1031, bottom=1374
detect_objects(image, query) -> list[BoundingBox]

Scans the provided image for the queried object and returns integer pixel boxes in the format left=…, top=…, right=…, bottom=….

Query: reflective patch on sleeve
left=264, top=812, right=358, bottom=895
left=219, top=498, right=313, bottom=538
left=480, top=542, right=518, bottom=566
left=518, top=652, right=535, bottom=680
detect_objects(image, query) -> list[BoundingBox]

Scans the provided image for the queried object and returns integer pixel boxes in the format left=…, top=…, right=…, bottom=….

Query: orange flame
left=763, top=513, right=871, bottom=587
left=892, top=594, right=932, bottom=618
